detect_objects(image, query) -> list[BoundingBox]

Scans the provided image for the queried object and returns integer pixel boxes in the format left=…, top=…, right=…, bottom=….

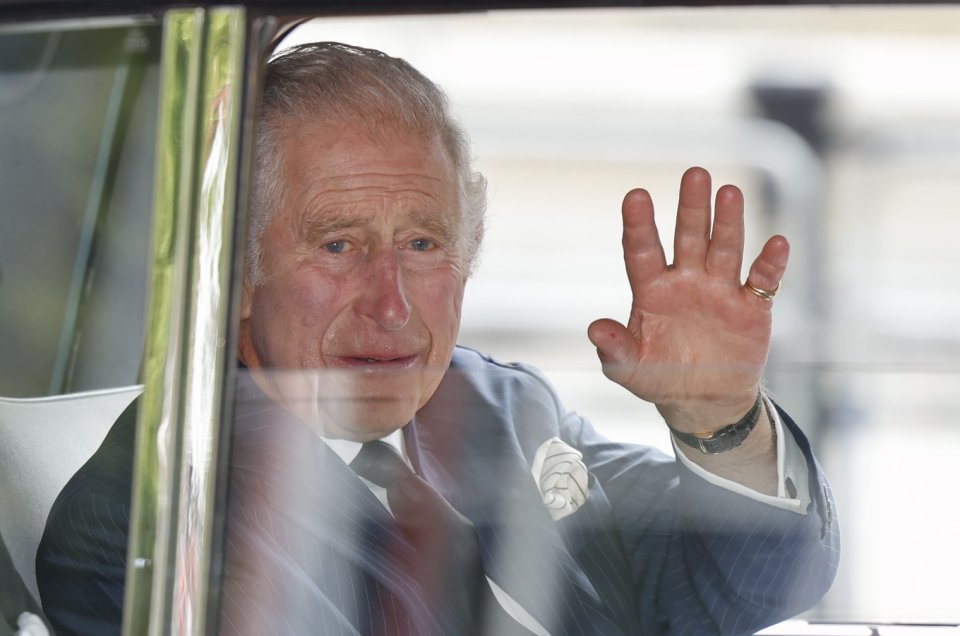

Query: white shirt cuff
left=672, top=395, right=811, bottom=515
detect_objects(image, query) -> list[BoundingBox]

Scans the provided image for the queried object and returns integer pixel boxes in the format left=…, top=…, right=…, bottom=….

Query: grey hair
left=248, top=41, right=487, bottom=284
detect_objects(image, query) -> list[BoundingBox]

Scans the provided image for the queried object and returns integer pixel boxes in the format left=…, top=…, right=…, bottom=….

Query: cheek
left=251, top=272, right=347, bottom=353
left=413, top=275, right=464, bottom=408
left=419, top=272, right=466, bottom=348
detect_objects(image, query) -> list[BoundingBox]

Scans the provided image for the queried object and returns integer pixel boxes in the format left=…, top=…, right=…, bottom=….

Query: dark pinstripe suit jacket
left=37, top=347, right=839, bottom=636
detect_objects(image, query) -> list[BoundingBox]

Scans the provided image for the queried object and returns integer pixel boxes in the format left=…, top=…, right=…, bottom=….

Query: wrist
left=657, top=387, right=761, bottom=432
left=666, top=391, right=764, bottom=454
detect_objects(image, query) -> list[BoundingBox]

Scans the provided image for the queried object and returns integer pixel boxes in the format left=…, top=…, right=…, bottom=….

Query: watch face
left=698, top=434, right=739, bottom=455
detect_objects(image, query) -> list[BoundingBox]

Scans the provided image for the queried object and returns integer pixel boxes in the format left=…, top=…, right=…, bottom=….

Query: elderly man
left=38, top=42, right=838, bottom=636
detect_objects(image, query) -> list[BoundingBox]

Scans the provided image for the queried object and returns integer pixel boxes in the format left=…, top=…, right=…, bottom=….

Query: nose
left=356, top=247, right=411, bottom=331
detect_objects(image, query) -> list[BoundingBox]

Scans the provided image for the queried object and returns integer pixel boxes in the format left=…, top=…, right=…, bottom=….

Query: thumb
left=587, top=318, right=636, bottom=370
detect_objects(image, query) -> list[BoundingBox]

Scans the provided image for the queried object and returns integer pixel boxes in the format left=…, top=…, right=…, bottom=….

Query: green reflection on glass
left=170, top=7, right=246, bottom=635
left=125, top=8, right=204, bottom=636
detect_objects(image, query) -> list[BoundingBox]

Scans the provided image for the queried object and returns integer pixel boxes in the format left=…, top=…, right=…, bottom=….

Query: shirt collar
left=322, top=428, right=406, bottom=466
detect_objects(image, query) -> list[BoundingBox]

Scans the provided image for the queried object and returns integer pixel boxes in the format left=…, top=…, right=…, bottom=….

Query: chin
left=316, top=394, right=420, bottom=441
left=267, top=368, right=433, bottom=440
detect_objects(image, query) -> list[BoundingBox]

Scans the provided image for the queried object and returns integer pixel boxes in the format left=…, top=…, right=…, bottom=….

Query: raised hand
left=587, top=167, right=788, bottom=435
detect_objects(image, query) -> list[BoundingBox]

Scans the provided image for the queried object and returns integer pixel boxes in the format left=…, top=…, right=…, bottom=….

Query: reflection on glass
left=224, top=363, right=836, bottom=634
left=268, top=6, right=960, bottom=627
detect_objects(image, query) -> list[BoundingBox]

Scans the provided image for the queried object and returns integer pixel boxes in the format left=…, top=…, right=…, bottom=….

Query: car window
left=0, top=15, right=161, bottom=633
left=0, top=19, right=161, bottom=397
left=272, top=6, right=960, bottom=627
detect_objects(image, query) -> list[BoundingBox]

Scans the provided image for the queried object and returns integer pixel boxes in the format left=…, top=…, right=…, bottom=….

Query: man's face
left=239, top=119, right=467, bottom=441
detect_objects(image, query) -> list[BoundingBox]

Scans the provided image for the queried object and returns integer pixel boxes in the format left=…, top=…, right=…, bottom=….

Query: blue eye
left=323, top=240, right=347, bottom=254
left=409, top=238, right=433, bottom=252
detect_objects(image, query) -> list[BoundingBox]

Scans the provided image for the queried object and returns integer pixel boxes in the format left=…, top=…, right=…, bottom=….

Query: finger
left=621, top=187, right=668, bottom=291
left=705, top=184, right=745, bottom=282
left=587, top=318, right=639, bottom=384
left=743, top=234, right=790, bottom=303
left=673, top=167, right=712, bottom=271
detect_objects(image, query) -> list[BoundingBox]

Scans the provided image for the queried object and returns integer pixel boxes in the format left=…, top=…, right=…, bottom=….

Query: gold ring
left=744, top=280, right=780, bottom=301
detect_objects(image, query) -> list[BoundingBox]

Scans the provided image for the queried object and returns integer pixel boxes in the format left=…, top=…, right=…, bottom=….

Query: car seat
left=0, top=385, right=143, bottom=602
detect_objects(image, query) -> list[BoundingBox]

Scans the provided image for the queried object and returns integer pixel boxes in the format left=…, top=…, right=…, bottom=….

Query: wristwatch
left=668, top=392, right=763, bottom=454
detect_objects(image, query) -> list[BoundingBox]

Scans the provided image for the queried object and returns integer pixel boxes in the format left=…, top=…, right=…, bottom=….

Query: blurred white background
left=282, top=6, right=960, bottom=625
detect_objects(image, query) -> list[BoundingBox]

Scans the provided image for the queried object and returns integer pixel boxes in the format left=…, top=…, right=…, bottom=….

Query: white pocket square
left=531, top=437, right=589, bottom=521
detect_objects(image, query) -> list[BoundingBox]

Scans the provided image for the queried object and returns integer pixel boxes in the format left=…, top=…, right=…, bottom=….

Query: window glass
left=0, top=20, right=161, bottom=397
left=272, top=7, right=960, bottom=625
left=0, top=17, right=161, bottom=631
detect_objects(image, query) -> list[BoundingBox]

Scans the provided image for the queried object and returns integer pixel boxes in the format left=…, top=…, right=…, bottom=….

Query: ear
left=237, top=277, right=261, bottom=369
left=240, top=276, right=255, bottom=320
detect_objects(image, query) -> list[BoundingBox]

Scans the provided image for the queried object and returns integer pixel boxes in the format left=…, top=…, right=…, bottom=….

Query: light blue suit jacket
left=218, top=346, right=840, bottom=635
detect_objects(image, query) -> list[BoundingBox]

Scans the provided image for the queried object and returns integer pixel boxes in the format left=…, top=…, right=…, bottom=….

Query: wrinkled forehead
left=278, top=116, right=456, bottom=191
left=275, top=113, right=455, bottom=178
left=270, top=116, right=465, bottom=240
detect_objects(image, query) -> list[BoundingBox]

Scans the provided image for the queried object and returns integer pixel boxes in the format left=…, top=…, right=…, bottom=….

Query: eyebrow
left=405, top=210, right=459, bottom=245
left=301, top=209, right=459, bottom=245
left=301, top=215, right=362, bottom=243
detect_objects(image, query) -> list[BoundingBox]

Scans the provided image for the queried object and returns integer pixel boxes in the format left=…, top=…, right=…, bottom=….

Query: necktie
left=350, top=441, right=532, bottom=635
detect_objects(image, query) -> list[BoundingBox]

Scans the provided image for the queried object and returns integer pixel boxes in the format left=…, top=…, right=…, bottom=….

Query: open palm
left=587, top=167, right=789, bottom=433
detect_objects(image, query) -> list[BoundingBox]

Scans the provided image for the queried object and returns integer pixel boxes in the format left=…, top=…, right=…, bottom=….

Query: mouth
left=329, top=354, right=421, bottom=370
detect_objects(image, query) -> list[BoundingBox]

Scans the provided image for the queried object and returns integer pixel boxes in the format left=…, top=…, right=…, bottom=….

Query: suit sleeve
left=35, top=402, right=137, bottom=636
left=562, top=408, right=840, bottom=636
